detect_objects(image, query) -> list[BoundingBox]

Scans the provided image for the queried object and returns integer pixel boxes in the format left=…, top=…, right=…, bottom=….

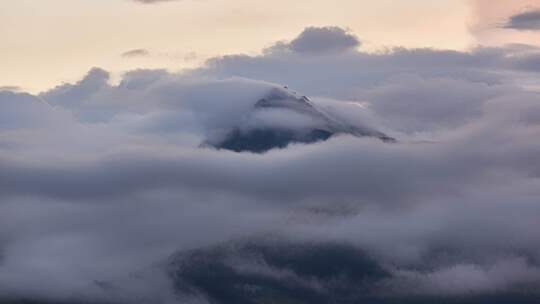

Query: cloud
left=469, top=0, right=540, bottom=47
left=122, top=49, right=150, bottom=58
left=387, top=257, right=540, bottom=296
left=200, top=34, right=540, bottom=103
left=0, top=91, right=71, bottom=129
left=266, top=26, right=361, bottom=55
left=0, top=86, right=21, bottom=92
left=2, top=26, right=540, bottom=303
left=504, top=9, right=540, bottom=30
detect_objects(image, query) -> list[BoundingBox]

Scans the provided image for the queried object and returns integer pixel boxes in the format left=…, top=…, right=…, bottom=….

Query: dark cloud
left=121, top=49, right=150, bottom=58
left=2, top=26, right=540, bottom=304
left=289, top=26, right=360, bottom=53
left=266, top=26, right=361, bottom=55
left=169, top=238, right=540, bottom=304
left=504, top=9, right=540, bottom=30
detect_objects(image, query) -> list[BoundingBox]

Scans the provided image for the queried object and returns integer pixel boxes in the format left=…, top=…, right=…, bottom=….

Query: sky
left=4, top=0, right=540, bottom=92
left=1, top=0, right=475, bottom=92
left=2, top=1, right=540, bottom=304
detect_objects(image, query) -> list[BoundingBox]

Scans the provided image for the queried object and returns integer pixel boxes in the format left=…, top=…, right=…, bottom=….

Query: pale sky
left=1, top=0, right=537, bottom=92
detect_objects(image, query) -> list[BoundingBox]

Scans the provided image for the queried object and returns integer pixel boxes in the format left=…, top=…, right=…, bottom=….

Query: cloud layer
left=122, top=49, right=150, bottom=58
left=1, top=27, right=540, bottom=303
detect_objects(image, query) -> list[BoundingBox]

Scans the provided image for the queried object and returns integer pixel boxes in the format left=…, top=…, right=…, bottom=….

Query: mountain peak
left=208, top=87, right=394, bottom=153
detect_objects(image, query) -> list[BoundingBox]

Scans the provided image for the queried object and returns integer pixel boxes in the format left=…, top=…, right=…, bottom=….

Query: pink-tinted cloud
left=470, top=0, right=540, bottom=46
